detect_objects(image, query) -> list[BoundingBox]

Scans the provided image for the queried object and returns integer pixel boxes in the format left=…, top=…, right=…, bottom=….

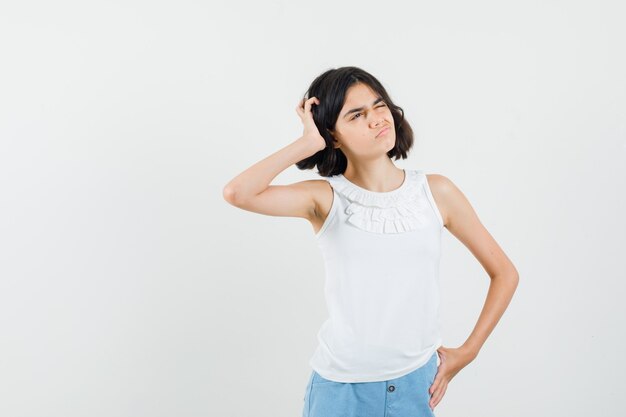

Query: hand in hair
left=296, top=97, right=326, bottom=152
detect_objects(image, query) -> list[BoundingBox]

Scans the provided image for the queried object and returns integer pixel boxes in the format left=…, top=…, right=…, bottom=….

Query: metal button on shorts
left=302, top=351, right=440, bottom=417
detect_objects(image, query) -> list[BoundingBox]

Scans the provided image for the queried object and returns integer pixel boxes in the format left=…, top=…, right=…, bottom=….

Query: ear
left=328, top=128, right=341, bottom=149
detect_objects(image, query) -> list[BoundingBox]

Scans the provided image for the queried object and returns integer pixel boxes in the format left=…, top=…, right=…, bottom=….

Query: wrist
left=298, top=134, right=325, bottom=154
left=460, top=343, right=480, bottom=359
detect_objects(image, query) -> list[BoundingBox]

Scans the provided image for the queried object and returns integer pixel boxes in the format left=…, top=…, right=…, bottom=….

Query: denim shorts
left=302, top=351, right=440, bottom=417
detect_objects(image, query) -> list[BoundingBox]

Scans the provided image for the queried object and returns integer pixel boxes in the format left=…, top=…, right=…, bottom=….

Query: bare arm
left=222, top=97, right=326, bottom=219
left=430, top=174, right=519, bottom=356
left=426, top=173, right=519, bottom=409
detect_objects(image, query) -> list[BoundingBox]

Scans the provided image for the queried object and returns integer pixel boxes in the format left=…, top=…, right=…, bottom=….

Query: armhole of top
left=422, top=173, right=445, bottom=229
left=315, top=180, right=337, bottom=239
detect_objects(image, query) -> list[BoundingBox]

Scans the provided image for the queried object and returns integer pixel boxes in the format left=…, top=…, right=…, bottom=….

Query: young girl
left=223, top=66, right=519, bottom=416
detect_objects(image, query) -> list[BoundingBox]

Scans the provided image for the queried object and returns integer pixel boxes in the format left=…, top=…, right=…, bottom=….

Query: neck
left=343, top=159, right=404, bottom=192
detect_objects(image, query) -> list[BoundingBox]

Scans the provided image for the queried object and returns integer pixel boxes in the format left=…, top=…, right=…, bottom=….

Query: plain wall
left=1, top=1, right=625, bottom=416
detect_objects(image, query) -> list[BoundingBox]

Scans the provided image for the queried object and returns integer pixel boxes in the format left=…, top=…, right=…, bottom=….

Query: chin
left=384, top=138, right=396, bottom=152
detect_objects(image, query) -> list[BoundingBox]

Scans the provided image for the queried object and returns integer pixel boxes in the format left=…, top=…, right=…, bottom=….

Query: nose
left=371, top=118, right=385, bottom=128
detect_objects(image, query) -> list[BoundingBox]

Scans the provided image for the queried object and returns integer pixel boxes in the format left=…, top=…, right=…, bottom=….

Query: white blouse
left=309, top=169, right=444, bottom=382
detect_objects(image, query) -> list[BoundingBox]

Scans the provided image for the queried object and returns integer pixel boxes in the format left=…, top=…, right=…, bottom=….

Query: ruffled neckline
left=326, top=169, right=431, bottom=234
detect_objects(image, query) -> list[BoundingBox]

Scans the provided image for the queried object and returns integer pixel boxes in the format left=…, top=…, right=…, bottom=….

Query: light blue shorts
left=302, top=351, right=439, bottom=417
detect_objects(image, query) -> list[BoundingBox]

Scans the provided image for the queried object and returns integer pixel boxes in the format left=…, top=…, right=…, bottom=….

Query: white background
left=1, top=1, right=625, bottom=416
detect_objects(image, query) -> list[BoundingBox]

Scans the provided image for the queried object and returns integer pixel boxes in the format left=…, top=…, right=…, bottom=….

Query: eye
left=351, top=104, right=387, bottom=121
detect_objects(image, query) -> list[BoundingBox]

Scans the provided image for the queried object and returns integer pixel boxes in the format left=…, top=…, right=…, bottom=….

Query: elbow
left=508, top=269, right=520, bottom=290
left=222, top=185, right=240, bottom=206
left=492, top=266, right=519, bottom=287
left=505, top=265, right=519, bottom=283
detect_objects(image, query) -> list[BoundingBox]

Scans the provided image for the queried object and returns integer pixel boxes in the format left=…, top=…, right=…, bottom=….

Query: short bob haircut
left=296, top=66, right=414, bottom=177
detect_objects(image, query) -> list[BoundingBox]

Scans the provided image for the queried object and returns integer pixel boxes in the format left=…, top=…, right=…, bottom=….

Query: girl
left=223, top=66, right=518, bottom=416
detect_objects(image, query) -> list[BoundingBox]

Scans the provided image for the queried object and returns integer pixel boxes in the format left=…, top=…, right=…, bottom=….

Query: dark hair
left=296, top=66, right=414, bottom=177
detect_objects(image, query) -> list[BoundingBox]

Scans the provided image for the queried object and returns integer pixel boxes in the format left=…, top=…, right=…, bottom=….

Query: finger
left=430, top=384, right=448, bottom=407
left=304, top=97, right=316, bottom=114
left=429, top=372, right=442, bottom=395
left=430, top=384, right=441, bottom=408
left=297, top=98, right=306, bottom=111
left=296, top=99, right=307, bottom=119
left=429, top=386, right=439, bottom=409
left=437, top=348, right=444, bottom=360
left=305, top=96, right=320, bottom=114
left=430, top=382, right=447, bottom=409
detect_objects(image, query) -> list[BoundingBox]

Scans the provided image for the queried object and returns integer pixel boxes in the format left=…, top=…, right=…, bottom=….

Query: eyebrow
left=342, top=97, right=385, bottom=119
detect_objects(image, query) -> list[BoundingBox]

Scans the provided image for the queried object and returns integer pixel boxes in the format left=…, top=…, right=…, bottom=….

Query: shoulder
left=423, top=173, right=457, bottom=228
left=424, top=173, right=453, bottom=193
left=307, top=179, right=335, bottom=218
left=306, top=178, right=334, bottom=194
left=424, top=173, right=477, bottom=228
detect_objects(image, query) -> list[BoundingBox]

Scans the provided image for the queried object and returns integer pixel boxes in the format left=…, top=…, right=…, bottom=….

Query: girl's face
left=329, top=82, right=395, bottom=159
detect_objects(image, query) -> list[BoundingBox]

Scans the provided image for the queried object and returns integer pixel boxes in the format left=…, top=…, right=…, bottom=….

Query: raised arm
left=222, top=97, right=326, bottom=220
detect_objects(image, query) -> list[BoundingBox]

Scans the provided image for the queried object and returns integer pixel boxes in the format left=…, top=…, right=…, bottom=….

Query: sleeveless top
left=309, top=168, right=445, bottom=383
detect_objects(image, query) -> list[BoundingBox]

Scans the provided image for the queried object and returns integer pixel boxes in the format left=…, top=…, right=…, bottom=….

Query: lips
left=376, top=127, right=390, bottom=138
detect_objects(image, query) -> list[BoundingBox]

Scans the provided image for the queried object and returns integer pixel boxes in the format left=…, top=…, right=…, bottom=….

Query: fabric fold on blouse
left=326, top=169, right=431, bottom=234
